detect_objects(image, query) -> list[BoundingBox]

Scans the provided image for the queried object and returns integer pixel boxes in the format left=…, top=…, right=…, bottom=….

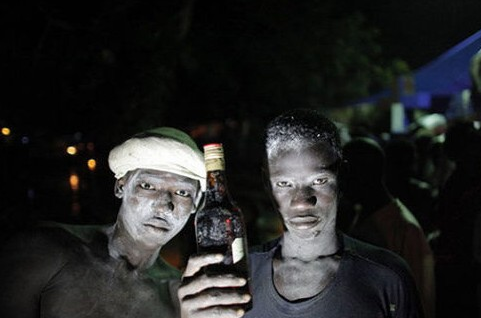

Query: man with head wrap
left=0, top=127, right=205, bottom=318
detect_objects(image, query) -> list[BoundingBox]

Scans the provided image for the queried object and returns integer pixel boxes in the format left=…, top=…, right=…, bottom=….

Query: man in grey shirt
left=178, top=109, right=423, bottom=318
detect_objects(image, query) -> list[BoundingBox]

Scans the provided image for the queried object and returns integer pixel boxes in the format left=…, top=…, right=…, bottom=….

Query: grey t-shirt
left=244, top=233, right=423, bottom=318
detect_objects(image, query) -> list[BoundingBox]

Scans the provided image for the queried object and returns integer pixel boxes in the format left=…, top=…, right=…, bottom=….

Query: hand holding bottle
left=178, top=143, right=252, bottom=318
left=177, top=253, right=251, bottom=318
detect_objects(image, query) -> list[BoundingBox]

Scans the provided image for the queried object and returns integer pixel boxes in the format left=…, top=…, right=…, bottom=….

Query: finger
left=183, top=306, right=246, bottom=318
left=178, top=274, right=247, bottom=300
left=183, top=254, right=224, bottom=278
left=184, top=287, right=251, bottom=308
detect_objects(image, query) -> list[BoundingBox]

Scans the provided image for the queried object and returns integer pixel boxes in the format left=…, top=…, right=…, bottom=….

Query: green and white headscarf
left=108, top=127, right=206, bottom=191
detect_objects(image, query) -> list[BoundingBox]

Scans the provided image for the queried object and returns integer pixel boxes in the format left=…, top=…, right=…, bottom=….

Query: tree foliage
left=2, top=0, right=402, bottom=144
left=172, top=0, right=402, bottom=125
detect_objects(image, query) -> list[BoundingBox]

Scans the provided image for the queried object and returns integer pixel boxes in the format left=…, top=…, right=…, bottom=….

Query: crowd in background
left=340, top=116, right=481, bottom=318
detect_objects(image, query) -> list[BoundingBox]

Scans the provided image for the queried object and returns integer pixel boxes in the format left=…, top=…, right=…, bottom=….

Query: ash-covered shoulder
left=0, top=221, right=105, bottom=259
left=0, top=222, right=99, bottom=287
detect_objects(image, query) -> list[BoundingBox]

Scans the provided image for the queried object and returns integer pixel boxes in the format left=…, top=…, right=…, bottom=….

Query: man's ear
left=114, top=178, right=125, bottom=198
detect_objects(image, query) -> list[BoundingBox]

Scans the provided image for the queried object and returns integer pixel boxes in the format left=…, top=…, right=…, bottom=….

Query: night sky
left=351, top=0, right=481, bottom=69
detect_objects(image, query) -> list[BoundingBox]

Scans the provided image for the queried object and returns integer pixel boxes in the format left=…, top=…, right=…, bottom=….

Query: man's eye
left=276, top=181, right=291, bottom=188
left=313, top=178, right=328, bottom=185
left=139, top=182, right=155, bottom=190
left=175, top=189, right=191, bottom=197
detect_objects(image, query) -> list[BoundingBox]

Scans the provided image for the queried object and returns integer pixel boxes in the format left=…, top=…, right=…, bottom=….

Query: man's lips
left=288, top=215, right=319, bottom=229
left=144, top=218, right=171, bottom=231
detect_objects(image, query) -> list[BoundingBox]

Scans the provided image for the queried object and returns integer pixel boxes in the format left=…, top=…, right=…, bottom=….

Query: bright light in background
left=390, top=102, right=406, bottom=134
left=66, top=146, right=77, bottom=155
left=1, top=127, right=11, bottom=136
left=87, top=159, right=96, bottom=171
left=69, top=173, right=79, bottom=191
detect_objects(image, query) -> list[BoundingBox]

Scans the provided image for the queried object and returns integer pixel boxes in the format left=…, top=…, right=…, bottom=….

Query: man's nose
left=291, top=187, right=317, bottom=208
left=155, top=191, right=174, bottom=212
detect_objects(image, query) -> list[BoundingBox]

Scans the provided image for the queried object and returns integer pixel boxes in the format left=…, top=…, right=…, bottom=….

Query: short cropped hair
left=264, top=108, right=343, bottom=162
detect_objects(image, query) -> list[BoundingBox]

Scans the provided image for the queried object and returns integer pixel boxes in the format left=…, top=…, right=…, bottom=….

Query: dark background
left=3, top=0, right=481, bottom=137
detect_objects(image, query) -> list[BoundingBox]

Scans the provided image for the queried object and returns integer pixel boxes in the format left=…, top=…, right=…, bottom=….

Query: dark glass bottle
left=195, top=143, right=252, bottom=311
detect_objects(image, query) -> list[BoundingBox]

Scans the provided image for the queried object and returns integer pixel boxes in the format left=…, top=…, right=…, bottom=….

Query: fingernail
left=238, top=278, right=247, bottom=285
left=236, top=308, right=245, bottom=317
left=243, top=294, right=251, bottom=301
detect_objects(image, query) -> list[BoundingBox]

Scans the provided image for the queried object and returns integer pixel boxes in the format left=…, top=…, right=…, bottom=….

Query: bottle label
left=232, top=237, right=245, bottom=264
left=205, top=158, right=225, bottom=171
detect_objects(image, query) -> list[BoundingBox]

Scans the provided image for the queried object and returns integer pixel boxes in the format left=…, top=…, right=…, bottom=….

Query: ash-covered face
left=116, top=169, right=200, bottom=248
left=267, top=143, right=339, bottom=239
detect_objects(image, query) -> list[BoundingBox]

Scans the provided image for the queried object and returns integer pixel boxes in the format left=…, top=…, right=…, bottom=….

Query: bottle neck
left=205, top=168, right=231, bottom=204
left=203, top=144, right=231, bottom=205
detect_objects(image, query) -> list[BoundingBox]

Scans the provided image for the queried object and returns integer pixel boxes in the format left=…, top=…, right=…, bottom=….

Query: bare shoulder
left=0, top=224, right=92, bottom=317
left=0, top=224, right=86, bottom=279
left=0, top=222, right=109, bottom=288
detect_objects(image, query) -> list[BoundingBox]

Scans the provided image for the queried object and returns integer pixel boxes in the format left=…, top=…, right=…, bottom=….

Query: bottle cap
left=204, top=143, right=224, bottom=160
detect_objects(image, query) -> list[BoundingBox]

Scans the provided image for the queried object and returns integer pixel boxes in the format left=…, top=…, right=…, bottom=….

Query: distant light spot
left=1, top=127, right=11, bottom=136
left=67, top=146, right=77, bottom=155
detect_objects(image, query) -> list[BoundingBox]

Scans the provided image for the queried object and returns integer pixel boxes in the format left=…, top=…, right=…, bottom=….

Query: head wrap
left=108, top=127, right=206, bottom=191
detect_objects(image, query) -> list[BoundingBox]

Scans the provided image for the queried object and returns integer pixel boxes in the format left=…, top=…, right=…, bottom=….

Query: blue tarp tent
left=415, top=29, right=481, bottom=96
left=350, top=28, right=481, bottom=112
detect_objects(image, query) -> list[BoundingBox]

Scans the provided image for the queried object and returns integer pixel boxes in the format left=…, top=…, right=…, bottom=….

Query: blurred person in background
left=384, top=137, right=438, bottom=237
left=339, top=136, right=435, bottom=318
left=433, top=119, right=481, bottom=318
